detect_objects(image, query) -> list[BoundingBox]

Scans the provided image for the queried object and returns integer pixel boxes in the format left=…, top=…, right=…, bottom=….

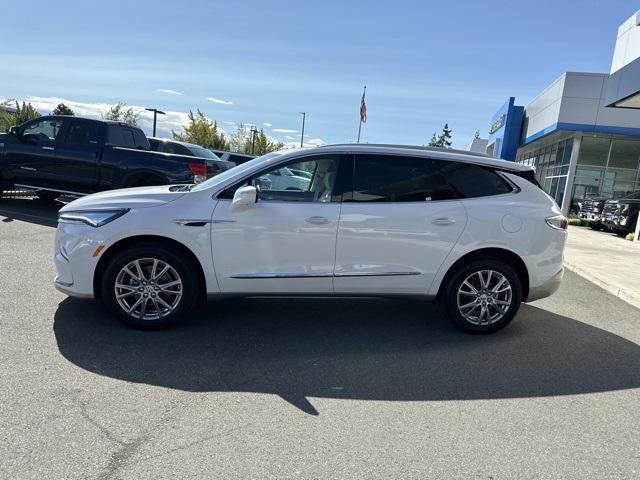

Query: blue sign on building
left=487, top=97, right=524, bottom=161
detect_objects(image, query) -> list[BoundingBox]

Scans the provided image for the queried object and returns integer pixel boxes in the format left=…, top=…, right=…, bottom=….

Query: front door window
left=22, top=118, right=64, bottom=144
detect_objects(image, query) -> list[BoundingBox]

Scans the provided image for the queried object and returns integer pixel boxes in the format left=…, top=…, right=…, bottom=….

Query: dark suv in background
left=602, top=191, right=640, bottom=236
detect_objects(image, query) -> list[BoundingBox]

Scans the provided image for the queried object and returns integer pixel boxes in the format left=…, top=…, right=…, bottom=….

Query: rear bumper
left=526, top=267, right=563, bottom=302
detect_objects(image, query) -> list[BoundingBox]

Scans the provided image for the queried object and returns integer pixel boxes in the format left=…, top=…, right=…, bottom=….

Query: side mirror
left=231, top=185, right=257, bottom=209
left=8, top=126, right=19, bottom=136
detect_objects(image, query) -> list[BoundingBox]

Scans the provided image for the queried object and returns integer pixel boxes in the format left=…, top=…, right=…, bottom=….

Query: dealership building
left=483, top=11, right=640, bottom=232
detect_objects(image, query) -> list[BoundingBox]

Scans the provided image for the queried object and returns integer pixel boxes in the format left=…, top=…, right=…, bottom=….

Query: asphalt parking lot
left=1, top=197, right=639, bottom=480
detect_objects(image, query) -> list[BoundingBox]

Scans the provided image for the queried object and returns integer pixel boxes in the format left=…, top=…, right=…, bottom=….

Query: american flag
left=360, top=88, right=367, bottom=124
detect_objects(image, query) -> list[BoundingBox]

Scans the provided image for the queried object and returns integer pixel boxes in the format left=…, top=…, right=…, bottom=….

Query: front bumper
left=54, top=276, right=94, bottom=299
left=526, top=267, right=564, bottom=302
left=53, top=222, right=105, bottom=299
left=578, top=212, right=601, bottom=223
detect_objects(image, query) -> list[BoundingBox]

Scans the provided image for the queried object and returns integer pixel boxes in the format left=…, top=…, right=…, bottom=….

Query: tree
left=427, top=123, right=453, bottom=148
left=103, top=102, right=139, bottom=126
left=0, top=100, right=40, bottom=132
left=0, top=99, right=16, bottom=132
left=172, top=109, right=229, bottom=150
left=243, top=128, right=284, bottom=155
left=51, top=103, right=74, bottom=116
left=228, top=123, right=249, bottom=152
left=439, top=123, right=453, bottom=148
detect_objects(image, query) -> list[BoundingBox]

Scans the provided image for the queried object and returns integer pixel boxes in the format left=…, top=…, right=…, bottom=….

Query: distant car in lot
left=149, top=137, right=228, bottom=163
left=211, top=150, right=255, bottom=165
left=602, top=191, right=640, bottom=236
left=0, top=116, right=235, bottom=199
left=256, top=165, right=311, bottom=191
left=54, top=144, right=567, bottom=334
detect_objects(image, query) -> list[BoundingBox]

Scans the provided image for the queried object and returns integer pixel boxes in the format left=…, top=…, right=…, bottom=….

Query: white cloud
left=282, top=138, right=326, bottom=149
left=263, top=122, right=272, bottom=127
left=273, top=128, right=297, bottom=133
left=156, top=88, right=183, bottom=96
left=19, top=96, right=226, bottom=138
left=283, top=135, right=295, bottom=140
left=206, top=97, right=233, bottom=105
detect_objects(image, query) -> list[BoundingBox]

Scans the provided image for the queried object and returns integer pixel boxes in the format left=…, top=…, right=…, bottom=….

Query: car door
left=5, top=117, right=64, bottom=188
left=211, top=153, right=348, bottom=294
left=54, top=119, right=102, bottom=193
left=333, top=153, right=467, bottom=295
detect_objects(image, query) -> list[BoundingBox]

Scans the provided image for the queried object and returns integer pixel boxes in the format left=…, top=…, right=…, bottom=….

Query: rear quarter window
left=442, top=163, right=513, bottom=198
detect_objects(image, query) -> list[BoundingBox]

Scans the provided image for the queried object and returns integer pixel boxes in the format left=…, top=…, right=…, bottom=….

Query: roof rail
left=318, top=143, right=490, bottom=158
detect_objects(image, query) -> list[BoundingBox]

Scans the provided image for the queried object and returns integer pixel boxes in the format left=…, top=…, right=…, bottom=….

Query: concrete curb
left=564, top=260, right=640, bottom=310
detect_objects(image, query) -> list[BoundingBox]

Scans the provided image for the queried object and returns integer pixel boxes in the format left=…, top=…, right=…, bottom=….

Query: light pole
left=300, top=112, right=306, bottom=148
left=249, top=126, right=258, bottom=155
left=145, top=108, right=166, bottom=137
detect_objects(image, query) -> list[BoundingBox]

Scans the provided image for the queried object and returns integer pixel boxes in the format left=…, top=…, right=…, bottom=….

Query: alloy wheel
left=456, top=270, right=513, bottom=325
left=114, top=258, right=183, bottom=321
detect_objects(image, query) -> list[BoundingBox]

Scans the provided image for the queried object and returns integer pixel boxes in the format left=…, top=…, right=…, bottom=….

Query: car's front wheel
left=442, top=259, right=522, bottom=334
left=101, top=244, right=199, bottom=328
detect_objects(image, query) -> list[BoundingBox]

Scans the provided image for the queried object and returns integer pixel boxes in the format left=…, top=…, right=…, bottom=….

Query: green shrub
left=625, top=232, right=635, bottom=241
left=568, top=217, right=582, bottom=226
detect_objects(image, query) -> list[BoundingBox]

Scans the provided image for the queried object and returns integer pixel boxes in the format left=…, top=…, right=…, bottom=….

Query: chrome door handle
left=306, top=216, right=330, bottom=225
left=431, top=217, right=455, bottom=226
left=41, top=146, right=54, bottom=151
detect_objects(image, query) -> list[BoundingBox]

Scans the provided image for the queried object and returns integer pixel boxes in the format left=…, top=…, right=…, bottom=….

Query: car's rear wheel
left=443, top=259, right=522, bottom=334
left=101, top=244, right=199, bottom=329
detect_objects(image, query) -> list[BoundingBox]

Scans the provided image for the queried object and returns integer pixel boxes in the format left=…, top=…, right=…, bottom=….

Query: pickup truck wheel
left=101, top=244, right=199, bottom=329
left=443, top=259, right=522, bottom=334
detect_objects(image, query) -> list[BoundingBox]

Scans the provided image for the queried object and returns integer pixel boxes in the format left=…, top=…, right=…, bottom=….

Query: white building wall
left=522, top=72, right=640, bottom=142
left=611, top=11, right=640, bottom=74
left=464, top=137, right=488, bottom=154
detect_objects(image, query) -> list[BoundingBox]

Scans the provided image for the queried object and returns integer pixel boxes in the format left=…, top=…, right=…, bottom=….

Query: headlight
left=58, top=209, right=130, bottom=227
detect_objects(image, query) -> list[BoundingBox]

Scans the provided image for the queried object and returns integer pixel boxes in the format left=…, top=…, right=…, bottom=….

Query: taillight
left=545, top=215, right=568, bottom=231
left=188, top=162, right=207, bottom=177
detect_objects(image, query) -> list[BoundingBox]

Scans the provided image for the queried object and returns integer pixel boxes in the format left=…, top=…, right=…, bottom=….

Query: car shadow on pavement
left=54, top=297, right=640, bottom=415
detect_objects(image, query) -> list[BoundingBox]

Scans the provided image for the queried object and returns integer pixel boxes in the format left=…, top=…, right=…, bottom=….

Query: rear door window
left=63, top=121, right=99, bottom=145
left=350, top=154, right=456, bottom=202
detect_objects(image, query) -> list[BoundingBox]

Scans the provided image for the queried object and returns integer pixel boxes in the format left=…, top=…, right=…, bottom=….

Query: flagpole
left=357, top=85, right=366, bottom=143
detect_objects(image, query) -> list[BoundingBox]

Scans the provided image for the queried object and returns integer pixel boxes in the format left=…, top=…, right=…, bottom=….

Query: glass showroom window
left=603, top=139, right=640, bottom=197
left=571, top=136, right=611, bottom=207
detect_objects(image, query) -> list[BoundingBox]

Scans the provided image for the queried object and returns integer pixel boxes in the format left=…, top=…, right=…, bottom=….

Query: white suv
left=54, top=144, right=567, bottom=333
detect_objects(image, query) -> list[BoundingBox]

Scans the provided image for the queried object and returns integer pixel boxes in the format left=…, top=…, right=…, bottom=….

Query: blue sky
left=1, top=0, right=637, bottom=147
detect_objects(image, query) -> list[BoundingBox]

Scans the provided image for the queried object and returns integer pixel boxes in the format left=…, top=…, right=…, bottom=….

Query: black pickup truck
left=601, top=191, right=640, bottom=236
left=0, top=115, right=234, bottom=199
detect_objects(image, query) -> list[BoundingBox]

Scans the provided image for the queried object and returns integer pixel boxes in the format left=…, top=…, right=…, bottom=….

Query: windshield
left=190, top=151, right=285, bottom=192
left=189, top=146, right=220, bottom=160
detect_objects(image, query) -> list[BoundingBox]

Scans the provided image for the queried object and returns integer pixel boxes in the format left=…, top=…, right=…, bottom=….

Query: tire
left=442, top=258, right=522, bottom=334
left=588, top=223, right=602, bottom=231
left=101, top=244, right=200, bottom=329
